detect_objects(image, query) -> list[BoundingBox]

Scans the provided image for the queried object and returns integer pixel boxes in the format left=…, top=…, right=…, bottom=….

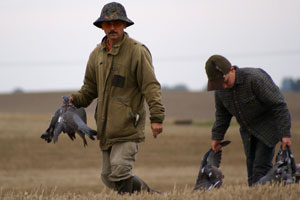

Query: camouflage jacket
left=212, top=66, right=291, bottom=149
left=72, top=33, right=165, bottom=150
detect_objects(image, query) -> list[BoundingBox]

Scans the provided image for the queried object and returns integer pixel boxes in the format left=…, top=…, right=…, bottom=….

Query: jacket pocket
left=106, top=97, right=136, bottom=139
left=112, top=75, right=125, bottom=88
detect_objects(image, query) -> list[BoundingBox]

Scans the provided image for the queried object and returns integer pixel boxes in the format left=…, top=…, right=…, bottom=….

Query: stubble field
left=0, top=91, right=300, bottom=199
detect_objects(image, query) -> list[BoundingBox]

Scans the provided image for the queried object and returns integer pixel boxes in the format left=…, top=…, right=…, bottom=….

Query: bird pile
left=41, top=96, right=97, bottom=147
left=193, top=141, right=300, bottom=191
left=256, top=146, right=300, bottom=185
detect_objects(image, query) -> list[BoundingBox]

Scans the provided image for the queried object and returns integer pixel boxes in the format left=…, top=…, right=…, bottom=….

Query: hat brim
left=93, top=17, right=134, bottom=29
left=207, top=78, right=224, bottom=91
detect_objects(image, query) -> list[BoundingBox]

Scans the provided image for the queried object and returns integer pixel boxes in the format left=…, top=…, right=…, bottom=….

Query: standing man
left=69, top=2, right=165, bottom=194
left=205, top=55, right=291, bottom=186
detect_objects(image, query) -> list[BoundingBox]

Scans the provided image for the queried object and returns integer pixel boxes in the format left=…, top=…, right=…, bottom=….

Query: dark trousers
left=246, top=136, right=275, bottom=186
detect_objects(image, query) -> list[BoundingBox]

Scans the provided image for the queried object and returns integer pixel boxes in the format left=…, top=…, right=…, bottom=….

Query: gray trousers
left=101, top=141, right=139, bottom=189
left=246, top=135, right=275, bottom=186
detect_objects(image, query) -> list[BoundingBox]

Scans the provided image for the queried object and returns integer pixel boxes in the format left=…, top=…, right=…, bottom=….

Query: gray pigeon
left=41, top=96, right=97, bottom=147
left=255, top=146, right=297, bottom=185
left=295, top=163, right=300, bottom=183
left=193, top=140, right=231, bottom=191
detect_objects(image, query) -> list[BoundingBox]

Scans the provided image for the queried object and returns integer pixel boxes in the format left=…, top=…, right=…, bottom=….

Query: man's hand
left=151, top=123, right=163, bottom=138
left=281, top=137, right=291, bottom=150
left=211, top=140, right=222, bottom=152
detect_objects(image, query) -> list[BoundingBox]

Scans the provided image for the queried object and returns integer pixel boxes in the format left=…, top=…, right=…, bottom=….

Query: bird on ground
left=255, top=146, right=297, bottom=185
left=295, top=163, right=300, bottom=183
left=193, top=140, right=231, bottom=191
left=41, top=96, right=97, bottom=147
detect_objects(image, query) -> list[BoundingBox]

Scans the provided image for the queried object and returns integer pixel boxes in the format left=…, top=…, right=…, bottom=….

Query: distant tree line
left=13, top=87, right=24, bottom=93
left=162, top=84, right=189, bottom=91
left=281, top=78, right=300, bottom=92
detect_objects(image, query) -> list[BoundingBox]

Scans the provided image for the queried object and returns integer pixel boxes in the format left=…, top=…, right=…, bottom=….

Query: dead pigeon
left=193, top=140, right=231, bottom=191
left=255, top=146, right=297, bottom=185
left=295, top=163, right=300, bottom=183
left=41, top=96, right=97, bottom=147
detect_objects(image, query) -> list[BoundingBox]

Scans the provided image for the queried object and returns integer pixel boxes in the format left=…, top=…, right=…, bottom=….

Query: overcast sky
left=0, top=0, right=300, bottom=93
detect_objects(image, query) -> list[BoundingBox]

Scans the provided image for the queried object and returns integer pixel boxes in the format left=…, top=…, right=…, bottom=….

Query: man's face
left=222, top=68, right=236, bottom=89
left=101, top=20, right=126, bottom=42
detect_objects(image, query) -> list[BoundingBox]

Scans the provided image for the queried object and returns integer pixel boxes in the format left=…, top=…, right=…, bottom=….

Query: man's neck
left=107, top=39, right=119, bottom=47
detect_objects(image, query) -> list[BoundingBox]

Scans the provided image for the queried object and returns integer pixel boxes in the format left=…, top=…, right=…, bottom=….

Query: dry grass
left=1, top=113, right=300, bottom=199
left=2, top=185, right=300, bottom=200
left=1, top=91, right=300, bottom=199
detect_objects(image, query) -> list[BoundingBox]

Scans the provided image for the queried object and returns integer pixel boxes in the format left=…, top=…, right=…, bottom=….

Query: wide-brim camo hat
left=205, top=55, right=231, bottom=91
left=93, top=2, right=134, bottom=29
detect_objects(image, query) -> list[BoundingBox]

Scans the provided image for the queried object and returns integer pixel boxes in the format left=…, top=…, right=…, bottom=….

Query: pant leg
left=109, top=141, right=139, bottom=182
left=252, top=137, right=275, bottom=184
left=246, top=136, right=256, bottom=186
left=240, top=132, right=255, bottom=186
left=246, top=135, right=275, bottom=186
left=101, top=148, right=116, bottom=189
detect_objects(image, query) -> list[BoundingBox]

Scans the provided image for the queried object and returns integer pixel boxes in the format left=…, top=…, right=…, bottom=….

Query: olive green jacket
left=72, top=33, right=165, bottom=150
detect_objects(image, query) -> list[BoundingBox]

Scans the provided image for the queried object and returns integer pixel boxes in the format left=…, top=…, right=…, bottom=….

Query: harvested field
left=0, top=91, right=300, bottom=199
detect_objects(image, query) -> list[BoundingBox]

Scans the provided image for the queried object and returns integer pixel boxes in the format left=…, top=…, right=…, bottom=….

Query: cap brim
left=207, top=78, right=224, bottom=91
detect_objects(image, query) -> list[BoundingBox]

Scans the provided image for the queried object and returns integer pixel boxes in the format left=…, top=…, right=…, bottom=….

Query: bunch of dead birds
left=41, top=96, right=97, bottom=147
left=255, top=146, right=300, bottom=185
left=193, top=141, right=300, bottom=191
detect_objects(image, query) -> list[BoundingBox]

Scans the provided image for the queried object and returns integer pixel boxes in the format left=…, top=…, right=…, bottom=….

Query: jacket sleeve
left=136, top=45, right=165, bottom=123
left=212, top=92, right=233, bottom=140
left=71, top=51, right=98, bottom=108
left=252, top=69, right=291, bottom=138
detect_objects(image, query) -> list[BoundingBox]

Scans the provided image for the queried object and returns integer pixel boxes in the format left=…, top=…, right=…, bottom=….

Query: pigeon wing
left=200, top=149, right=212, bottom=169
left=72, top=113, right=97, bottom=140
left=50, top=109, right=61, bottom=127
left=206, top=150, right=222, bottom=168
left=41, top=108, right=61, bottom=142
left=53, top=115, right=64, bottom=143
left=206, top=140, right=231, bottom=168
left=287, top=146, right=297, bottom=174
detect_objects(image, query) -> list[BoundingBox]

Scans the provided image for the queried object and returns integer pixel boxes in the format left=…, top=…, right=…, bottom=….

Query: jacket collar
left=233, top=66, right=243, bottom=87
left=101, top=32, right=129, bottom=55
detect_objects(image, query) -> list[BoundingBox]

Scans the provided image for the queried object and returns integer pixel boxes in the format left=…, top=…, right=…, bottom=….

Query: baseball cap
left=205, top=55, right=231, bottom=91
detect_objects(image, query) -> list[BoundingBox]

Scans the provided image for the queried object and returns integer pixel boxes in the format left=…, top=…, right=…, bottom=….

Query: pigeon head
left=62, top=96, right=69, bottom=104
